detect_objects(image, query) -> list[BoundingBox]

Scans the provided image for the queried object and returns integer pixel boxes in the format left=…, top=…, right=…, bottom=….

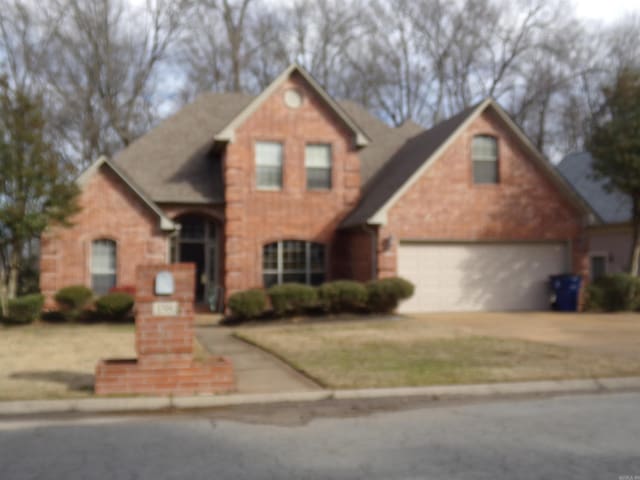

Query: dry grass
left=0, top=323, right=136, bottom=401
left=236, top=319, right=640, bottom=389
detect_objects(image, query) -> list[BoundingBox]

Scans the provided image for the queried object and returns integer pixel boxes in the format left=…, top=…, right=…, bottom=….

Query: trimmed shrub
left=228, top=289, right=268, bottom=319
left=268, top=283, right=318, bottom=316
left=584, top=273, right=640, bottom=312
left=318, top=280, right=368, bottom=313
left=54, top=285, right=93, bottom=311
left=2, top=294, right=44, bottom=325
left=95, top=292, right=135, bottom=320
left=366, top=277, right=415, bottom=313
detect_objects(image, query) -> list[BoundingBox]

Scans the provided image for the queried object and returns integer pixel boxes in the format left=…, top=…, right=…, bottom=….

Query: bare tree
left=3, top=0, right=639, bottom=165
left=44, top=0, right=187, bottom=165
left=180, top=0, right=267, bottom=98
left=0, top=1, right=60, bottom=93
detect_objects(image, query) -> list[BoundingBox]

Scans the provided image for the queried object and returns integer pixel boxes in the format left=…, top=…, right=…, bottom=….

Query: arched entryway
left=171, top=214, right=220, bottom=308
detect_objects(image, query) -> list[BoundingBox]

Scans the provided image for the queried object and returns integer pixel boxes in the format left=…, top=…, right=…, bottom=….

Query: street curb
left=2, top=377, right=640, bottom=417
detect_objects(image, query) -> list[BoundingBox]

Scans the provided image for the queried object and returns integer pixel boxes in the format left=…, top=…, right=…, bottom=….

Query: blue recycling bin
left=549, top=274, right=582, bottom=311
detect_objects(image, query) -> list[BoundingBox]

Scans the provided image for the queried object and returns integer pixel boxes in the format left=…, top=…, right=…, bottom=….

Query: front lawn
left=235, top=319, right=640, bottom=389
left=0, top=324, right=135, bottom=401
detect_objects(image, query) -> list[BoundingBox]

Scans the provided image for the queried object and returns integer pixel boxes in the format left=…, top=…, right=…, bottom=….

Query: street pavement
left=1, top=392, right=639, bottom=479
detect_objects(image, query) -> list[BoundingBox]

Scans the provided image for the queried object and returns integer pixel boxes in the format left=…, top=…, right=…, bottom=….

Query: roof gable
left=214, top=64, right=370, bottom=148
left=341, top=99, right=594, bottom=228
left=78, top=156, right=176, bottom=231
left=340, top=101, right=482, bottom=227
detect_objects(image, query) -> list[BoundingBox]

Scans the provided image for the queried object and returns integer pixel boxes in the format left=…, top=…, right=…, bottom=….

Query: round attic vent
left=284, top=89, right=303, bottom=109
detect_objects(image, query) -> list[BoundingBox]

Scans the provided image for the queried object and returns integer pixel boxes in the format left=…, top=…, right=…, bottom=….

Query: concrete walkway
left=196, top=327, right=320, bottom=394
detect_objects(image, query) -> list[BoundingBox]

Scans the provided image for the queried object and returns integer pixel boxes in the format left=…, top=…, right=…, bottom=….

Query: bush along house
left=40, top=64, right=594, bottom=313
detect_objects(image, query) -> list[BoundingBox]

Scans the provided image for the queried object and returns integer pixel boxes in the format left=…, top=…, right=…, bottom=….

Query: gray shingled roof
left=114, top=92, right=254, bottom=204
left=112, top=92, right=421, bottom=204
left=340, top=104, right=479, bottom=228
left=338, top=101, right=423, bottom=186
left=557, top=151, right=631, bottom=224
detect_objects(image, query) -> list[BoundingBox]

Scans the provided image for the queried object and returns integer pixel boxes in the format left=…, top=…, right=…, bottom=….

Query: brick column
left=95, top=263, right=235, bottom=396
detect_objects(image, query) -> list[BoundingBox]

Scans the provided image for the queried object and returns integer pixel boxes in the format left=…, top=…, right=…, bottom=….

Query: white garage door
left=398, top=242, right=567, bottom=312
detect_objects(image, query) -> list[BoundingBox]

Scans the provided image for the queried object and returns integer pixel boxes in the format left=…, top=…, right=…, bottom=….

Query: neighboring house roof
left=557, top=151, right=631, bottom=224
left=114, top=92, right=253, bottom=204
left=77, top=156, right=176, bottom=231
left=341, top=98, right=594, bottom=228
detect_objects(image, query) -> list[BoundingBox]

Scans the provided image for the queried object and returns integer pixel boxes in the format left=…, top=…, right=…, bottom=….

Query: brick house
left=40, top=64, right=593, bottom=312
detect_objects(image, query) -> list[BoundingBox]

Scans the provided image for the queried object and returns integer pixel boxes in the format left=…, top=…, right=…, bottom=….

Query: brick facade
left=374, top=109, right=588, bottom=280
left=39, top=78, right=588, bottom=311
left=223, top=72, right=361, bottom=298
left=333, top=228, right=375, bottom=282
left=94, top=263, right=234, bottom=395
left=40, top=166, right=168, bottom=306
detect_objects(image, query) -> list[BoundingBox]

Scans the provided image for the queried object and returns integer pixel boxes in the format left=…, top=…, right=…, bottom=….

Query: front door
left=174, top=215, right=218, bottom=305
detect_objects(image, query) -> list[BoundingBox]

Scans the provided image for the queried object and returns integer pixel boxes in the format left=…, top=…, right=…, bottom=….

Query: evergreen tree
left=0, top=79, right=80, bottom=315
left=587, top=69, right=640, bottom=275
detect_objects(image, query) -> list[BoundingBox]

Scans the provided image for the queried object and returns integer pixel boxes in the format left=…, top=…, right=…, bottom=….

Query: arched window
left=263, top=240, right=326, bottom=287
left=91, top=239, right=116, bottom=294
left=472, top=135, right=498, bottom=184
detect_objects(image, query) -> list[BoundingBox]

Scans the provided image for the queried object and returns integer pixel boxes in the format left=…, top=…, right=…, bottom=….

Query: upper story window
left=263, top=240, right=326, bottom=287
left=91, top=239, right=116, bottom=294
left=472, top=135, right=498, bottom=184
left=305, top=144, right=332, bottom=190
left=255, top=141, right=283, bottom=190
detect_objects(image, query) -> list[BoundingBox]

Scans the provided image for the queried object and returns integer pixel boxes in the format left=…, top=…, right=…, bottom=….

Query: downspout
left=362, top=224, right=378, bottom=280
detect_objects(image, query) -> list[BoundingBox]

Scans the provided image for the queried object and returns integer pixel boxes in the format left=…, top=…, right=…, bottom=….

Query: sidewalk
left=195, top=326, right=321, bottom=394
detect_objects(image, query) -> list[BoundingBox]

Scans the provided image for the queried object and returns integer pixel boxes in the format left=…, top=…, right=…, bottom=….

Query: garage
left=398, top=242, right=568, bottom=312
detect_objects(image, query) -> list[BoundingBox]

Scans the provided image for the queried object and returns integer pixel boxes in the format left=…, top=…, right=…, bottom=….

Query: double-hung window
left=472, top=135, right=498, bottom=184
left=255, top=141, right=283, bottom=189
left=305, top=144, right=332, bottom=190
left=91, top=239, right=116, bottom=294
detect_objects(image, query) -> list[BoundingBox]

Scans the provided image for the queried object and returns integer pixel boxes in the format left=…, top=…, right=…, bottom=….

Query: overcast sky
left=574, top=0, right=638, bottom=22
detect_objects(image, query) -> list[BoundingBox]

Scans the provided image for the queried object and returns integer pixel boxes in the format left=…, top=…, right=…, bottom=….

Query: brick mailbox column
left=95, top=263, right=235, bottom=396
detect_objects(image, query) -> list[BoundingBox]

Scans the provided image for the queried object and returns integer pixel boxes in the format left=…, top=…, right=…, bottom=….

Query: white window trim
left=472, top=135, right=498, bottom=184
left=305, top=143, right=332, bottom=190
left=91, top=239, right=117, bottom=275
left=255, top=141, right=283, bottom=191
left=90, top=239, right=117, bottom=294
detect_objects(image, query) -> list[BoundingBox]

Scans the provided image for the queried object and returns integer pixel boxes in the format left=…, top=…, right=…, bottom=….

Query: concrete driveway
left=408, top=312, right=640, bottom=359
